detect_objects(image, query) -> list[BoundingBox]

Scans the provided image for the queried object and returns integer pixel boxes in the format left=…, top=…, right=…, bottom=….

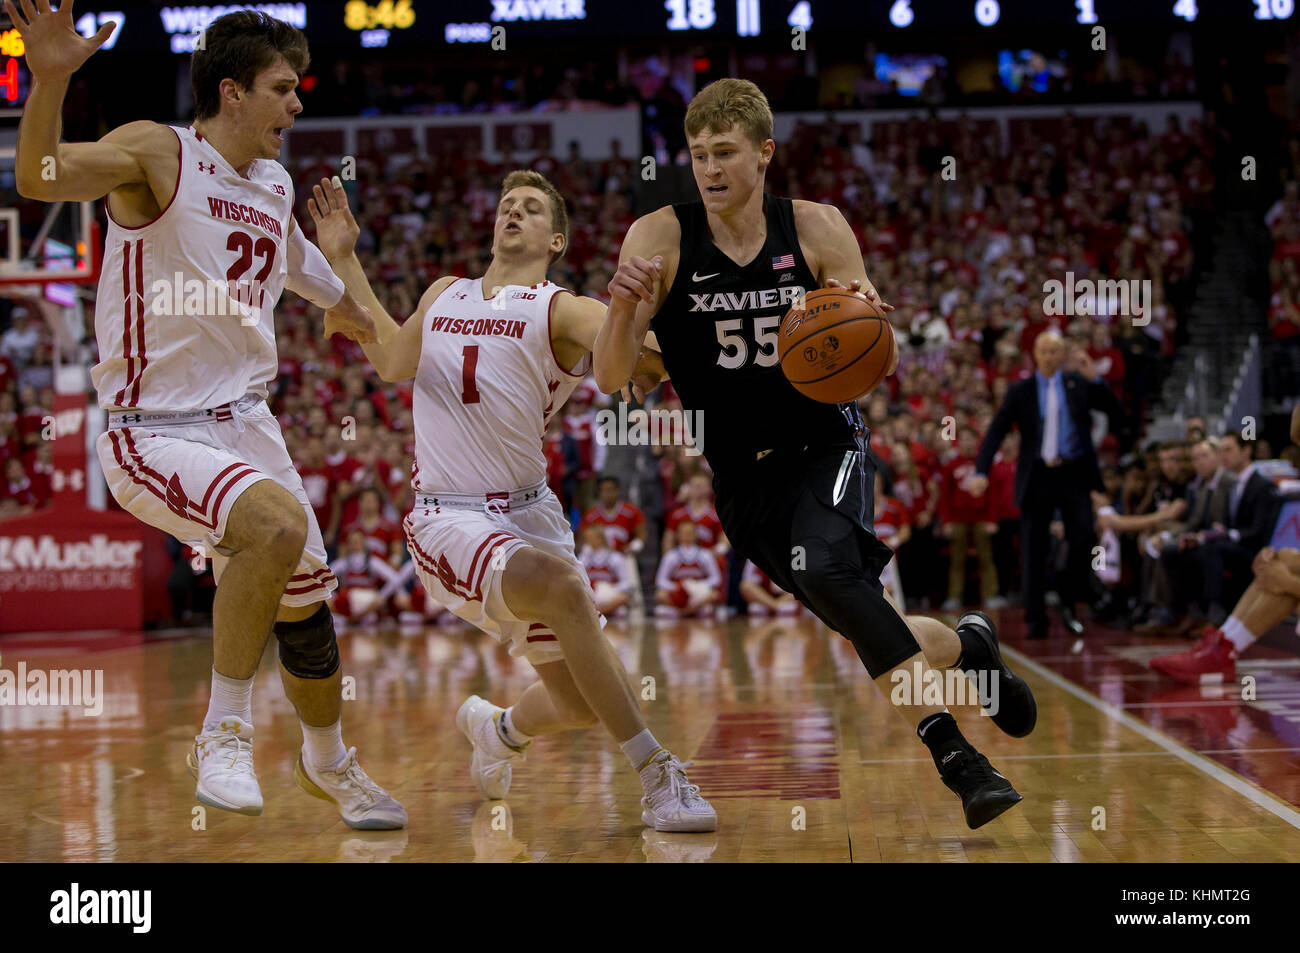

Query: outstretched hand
left=609, top=255, right=662, bottom=305
left=4, top=0, right=117, bottom=82
left=824, top=277, right=895, bottom=312
left=619, top=348, right=667, bottom=403
left=323, top=291, right=377, bottom=345
left=825, top=277, right=899, bottom=376
left=308, top=175, right=361, bottom=262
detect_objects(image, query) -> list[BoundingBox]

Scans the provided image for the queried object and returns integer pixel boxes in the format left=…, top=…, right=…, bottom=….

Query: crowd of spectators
left=0, top=305, right=56, bottom=521
left=1266, top=133, right=1300, bottom=396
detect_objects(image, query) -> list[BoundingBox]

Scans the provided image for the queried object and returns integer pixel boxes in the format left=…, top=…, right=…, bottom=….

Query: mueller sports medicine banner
left=0, top=508, right=152, bottom=632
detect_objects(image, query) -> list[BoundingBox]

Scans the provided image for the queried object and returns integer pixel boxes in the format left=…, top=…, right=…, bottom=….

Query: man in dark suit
left=1197, top=432, right=1281, bottom=620
left=1150, top=415, right=1295, bottom=684
left=1111, top=437, right=1233, bottom=636
left=970, top=331, right=1124, bottom=639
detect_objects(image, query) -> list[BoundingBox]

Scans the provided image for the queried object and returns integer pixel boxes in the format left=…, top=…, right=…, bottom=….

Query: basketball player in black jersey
left=594, top=78, right=1036, bottom=829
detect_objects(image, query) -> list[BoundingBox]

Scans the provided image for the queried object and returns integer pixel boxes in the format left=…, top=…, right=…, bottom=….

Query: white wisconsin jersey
left=91, top=125, right=293, bottom=411
left=411, top=277, right=590, bottom=494
left=656, top=545, right=722, bottom=590
left=579, top=546, right=630, bottom=591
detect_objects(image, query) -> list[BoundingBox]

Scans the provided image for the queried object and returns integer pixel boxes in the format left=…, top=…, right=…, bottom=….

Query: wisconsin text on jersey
left=427, top=316, right=528, bottom=338
left=205, top=196, right=284, bottom=238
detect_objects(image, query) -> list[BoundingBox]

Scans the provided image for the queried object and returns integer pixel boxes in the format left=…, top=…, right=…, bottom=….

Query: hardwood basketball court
left=2, top=611, right=1297, bottom=862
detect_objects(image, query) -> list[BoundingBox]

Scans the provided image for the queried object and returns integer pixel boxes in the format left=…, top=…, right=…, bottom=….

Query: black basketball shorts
left=713, top=434, right=895, bottom=614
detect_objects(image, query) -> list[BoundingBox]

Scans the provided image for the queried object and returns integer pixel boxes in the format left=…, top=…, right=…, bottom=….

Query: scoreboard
left=0, top=0, right=1293, bottom=107
left=35, top=0, right=1300, bottom=55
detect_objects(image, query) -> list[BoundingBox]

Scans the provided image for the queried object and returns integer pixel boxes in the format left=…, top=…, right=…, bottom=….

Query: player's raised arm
left=553, top=292, right=669, bottom=397
left=796, top=200, right=899, bottom=378
left=593, top=207, right=678, bottom=393
left=285, top=216, right=377, bottom=346
left=308, top=175, right=450, bottom=381
left=6, top=0, right=146, bottom=201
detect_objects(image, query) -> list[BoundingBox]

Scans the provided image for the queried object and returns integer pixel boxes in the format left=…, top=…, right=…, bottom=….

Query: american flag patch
left=771, top=254, right=795, bottom=270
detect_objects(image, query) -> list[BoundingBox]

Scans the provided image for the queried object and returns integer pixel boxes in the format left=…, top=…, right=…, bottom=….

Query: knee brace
left=795, top=536, right=920, bottom=678
left=274, top=603, right=340, bottom=679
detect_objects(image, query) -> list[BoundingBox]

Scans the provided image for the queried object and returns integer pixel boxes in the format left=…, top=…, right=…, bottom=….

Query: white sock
left=497, top=708, right=532, bottom=750
left=621, top=729, right=663, bottom=771
left=1220, top=616, right=1256, bottom=653
left=204, top=669, right=253, bottom=731
left=301, top=720, right=347, bottom=773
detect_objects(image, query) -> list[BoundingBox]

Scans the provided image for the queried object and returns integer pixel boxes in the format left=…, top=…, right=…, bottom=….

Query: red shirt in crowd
left=2, top=475, right=38, bottom=508
left=580, top=501, right=645, bottom=551
left=873, top=495, right=911, bottom=549
left=939, top=455, right=995, bottom=524
left=340, top=515, right=402, bottom=560
left=666, top=503, right=723, bottom=549
left=991, top=454, right=1020, bottom=520
left=298, top=462, right=338, bottom=537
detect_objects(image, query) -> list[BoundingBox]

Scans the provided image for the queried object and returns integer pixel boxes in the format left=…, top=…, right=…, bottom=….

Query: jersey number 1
left=461, top=345, right=480, bottom=404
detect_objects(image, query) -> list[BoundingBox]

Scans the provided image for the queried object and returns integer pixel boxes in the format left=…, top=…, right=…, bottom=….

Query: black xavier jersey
left=651, top=195, right=862, bottom=472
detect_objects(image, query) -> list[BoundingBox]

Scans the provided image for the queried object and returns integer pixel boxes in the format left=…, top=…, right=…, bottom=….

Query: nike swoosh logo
left=692, top=272, right=720, bottom=282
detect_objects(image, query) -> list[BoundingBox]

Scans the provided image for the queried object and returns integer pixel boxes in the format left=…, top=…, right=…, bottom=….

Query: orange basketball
left=778, top=288, right=896, bottom=404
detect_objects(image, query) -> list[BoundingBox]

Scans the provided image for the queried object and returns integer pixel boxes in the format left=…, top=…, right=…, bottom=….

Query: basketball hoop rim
left=0, top=218, right=101, bottom=287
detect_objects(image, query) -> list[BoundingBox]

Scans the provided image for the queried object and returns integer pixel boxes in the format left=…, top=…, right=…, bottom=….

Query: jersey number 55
left=715, top=316, right=781, bottom=370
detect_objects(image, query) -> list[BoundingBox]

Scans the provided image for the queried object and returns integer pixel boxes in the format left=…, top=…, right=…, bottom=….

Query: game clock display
left=34, top=0, right=1295, bottom=59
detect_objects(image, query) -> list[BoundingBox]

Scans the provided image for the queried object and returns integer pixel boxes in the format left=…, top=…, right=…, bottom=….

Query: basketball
left=778, top=288, right=896, bottom=404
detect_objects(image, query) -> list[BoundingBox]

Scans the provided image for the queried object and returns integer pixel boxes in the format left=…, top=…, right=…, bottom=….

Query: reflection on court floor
left=1, top=611, right=1298, bottom=862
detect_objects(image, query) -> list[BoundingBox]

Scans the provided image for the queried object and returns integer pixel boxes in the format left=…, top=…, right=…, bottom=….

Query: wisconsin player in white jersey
left=654, top=521, right=724, bottom=618
left=309, top=172, right=716, bottom=832
left=11, top=6, right=404, bottom=827
left=578, top=524, right=633, bottom=615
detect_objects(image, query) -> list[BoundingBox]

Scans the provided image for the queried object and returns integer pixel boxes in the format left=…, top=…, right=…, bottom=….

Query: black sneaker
left=957, top=609, right=1037, bottom=738
left=936, top=746, right=1023, bottom=829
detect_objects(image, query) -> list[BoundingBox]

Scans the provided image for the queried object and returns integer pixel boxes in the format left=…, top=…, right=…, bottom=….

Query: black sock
left=955, top=621, right=994, bottom=673
left=916, top=711, right=961, bottom=749
left=917, top=712, right=971, bottom=772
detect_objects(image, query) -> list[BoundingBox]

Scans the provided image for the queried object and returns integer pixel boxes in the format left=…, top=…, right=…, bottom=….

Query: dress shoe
left=1134, top=619, right=1178, bottom=638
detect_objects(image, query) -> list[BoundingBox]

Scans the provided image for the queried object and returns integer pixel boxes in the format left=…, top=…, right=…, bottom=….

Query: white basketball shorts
left=95, top=397, right=336, bottom=607
left=402, top=488, right=602, bottom=665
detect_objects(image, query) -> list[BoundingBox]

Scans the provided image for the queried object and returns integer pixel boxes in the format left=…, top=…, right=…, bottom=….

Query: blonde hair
left=499, top=170, right=569, bottom=264
left=684, top=78, right=774, bottom=147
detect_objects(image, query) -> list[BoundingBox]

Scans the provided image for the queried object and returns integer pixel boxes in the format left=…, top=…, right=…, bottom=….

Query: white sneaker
left=294, top=748, right=408, bottom=830
left=456, top=695, right=526, bottom=800
left=638, top=750, right=718, bottom=833
left=186, top=716, right=263, bottom=816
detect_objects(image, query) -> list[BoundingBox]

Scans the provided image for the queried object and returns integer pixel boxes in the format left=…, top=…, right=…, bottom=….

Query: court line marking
left=859, top=746, right=1300, bottom=764
left=1002, top=645, right=1300, bottom=830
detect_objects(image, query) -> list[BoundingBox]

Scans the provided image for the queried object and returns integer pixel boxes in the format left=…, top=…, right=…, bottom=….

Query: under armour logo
left=198, top=162, right=215, bottom=174
left=120, top=414, right=142, bottom=423
left=453, top=292, right=468, bottom=299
